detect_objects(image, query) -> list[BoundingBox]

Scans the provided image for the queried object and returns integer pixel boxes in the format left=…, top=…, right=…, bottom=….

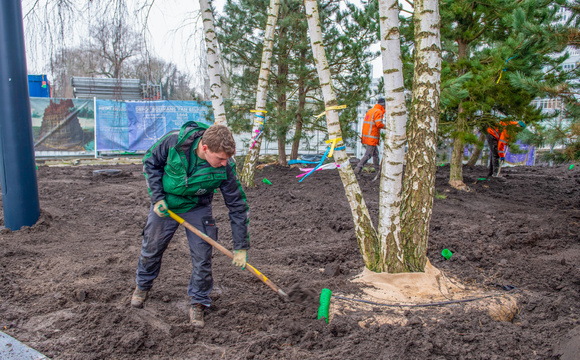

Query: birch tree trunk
left=199, top=0, right=227, bottom=125
left=240, top=0, right=280, bottom=186
left=377, top=0, right=408, bottom=273
left=304, top=0, right=382, bottom=271
left=400, top=0, right=441, bottom=272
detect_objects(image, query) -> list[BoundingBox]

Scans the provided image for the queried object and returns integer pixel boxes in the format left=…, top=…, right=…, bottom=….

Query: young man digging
left=131, top=122, right=249, bottom=328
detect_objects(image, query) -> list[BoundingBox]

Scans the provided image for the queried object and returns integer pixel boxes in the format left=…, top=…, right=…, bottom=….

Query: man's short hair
left=202, top=124, right=236, bottom=157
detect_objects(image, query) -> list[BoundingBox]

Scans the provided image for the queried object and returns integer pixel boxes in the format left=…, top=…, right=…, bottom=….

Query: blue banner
left=505, top=141, right=536, bottom=166
left=95, top=100, right=212, bottom=151
left=464, top=139, right=536, bottom=166
left=96, top=100, right=129, bottom=151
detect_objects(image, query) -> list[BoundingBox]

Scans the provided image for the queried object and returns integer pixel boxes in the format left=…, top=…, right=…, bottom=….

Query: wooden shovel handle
left=167, top=210, right=288, bottom=299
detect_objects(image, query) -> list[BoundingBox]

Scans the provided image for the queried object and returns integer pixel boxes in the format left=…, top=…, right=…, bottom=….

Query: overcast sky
left=22, top=0, right=387, bottom=82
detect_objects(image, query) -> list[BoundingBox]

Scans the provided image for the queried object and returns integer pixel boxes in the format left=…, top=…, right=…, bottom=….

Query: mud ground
left=0, top=160, right=579, bottom=359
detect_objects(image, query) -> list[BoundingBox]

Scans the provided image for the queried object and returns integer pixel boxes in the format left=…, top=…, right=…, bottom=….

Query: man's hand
left=153, top=200, right=169, bottom=217
left=232, top=249, right=247, bottom=269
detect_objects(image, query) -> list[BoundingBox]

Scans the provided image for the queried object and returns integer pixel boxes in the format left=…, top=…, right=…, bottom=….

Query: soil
left=0, top=161, right=579, bottom=359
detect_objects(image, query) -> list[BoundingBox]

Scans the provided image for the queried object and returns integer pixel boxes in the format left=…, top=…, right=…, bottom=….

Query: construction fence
left=30, top=97, right=340, bottom=158
left=30, top=97, right=536, bottom=165
left=31, top=98, right=213, bottom=157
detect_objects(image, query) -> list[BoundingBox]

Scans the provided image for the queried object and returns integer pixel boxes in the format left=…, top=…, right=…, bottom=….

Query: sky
left=21, top=0, right=387, bottom=85
left=138, top=0, right=384, bottom=78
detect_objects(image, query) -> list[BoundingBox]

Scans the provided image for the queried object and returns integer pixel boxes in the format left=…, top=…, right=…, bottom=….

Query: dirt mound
left=0, top=162, right=578, bottom=359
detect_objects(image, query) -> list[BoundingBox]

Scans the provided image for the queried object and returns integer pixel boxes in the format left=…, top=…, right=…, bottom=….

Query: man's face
left=202, top=144, right=230, bottom=168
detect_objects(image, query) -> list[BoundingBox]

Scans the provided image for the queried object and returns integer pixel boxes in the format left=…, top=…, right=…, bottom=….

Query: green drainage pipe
left=317, top=288, right=332, bottom=323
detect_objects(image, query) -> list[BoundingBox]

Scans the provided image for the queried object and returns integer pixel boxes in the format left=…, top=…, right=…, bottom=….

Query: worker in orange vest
left=355, top=98, right=386, bottom=174
left=486, top=120, right=526, bottom=177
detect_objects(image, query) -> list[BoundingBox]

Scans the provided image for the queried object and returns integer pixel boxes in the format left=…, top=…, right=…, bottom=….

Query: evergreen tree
left=216, top=0, right=378, bottom=164
left=438, top=0, right=570, bottom=188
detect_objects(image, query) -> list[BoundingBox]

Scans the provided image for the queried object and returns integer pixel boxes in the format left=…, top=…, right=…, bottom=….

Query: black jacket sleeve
left=142, top=131, right=179, bottom=204
left=220, top=159, right=250, bottom=250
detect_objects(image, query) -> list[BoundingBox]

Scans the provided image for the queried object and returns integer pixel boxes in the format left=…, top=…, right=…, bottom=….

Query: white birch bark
left=199, top=0, right=227, bottom=125
left=400, top=0, right=441, bottom=272
left=304, top=0, right=382, bottom=271
left=377, top=0, right=408, bottom=272
left=240, top=0, right=280, bottom=187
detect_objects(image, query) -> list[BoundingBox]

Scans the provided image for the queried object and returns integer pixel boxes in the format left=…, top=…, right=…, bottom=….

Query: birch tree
left=377, top=0, right=408, bottom=272
left=399, top=0, right=442, bottom=272
left=217, top=0, right=376, bottom=167
left=304, top=0, right=382, bottom=271
left=239, top=0, right=280, bottom=187
left=199, top=0, right=227, bottom=125
left=304, top=0, right=442, bottom=273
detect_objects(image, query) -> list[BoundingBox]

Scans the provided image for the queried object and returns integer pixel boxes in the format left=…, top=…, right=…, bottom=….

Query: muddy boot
left=131, top=287, right=149, bottom=308
left=189, top=303, right=206, bottom=328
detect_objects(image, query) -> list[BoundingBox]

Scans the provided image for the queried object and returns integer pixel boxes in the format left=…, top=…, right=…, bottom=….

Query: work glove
left=153, top=199, right=169, bottom=217
left=517, top=121, right=526, bottom=129
left=232, top=249, right=247, bottom=270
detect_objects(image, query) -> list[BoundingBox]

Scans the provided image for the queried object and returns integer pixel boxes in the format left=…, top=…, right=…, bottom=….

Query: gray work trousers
left=355, top=145, right=380, bottom=172
left=486, top=134, right=500, bottom=176
left=135, top=204, right=216, bottom=306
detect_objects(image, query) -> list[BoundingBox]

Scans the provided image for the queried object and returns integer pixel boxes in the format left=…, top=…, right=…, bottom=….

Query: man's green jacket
left=143, top=121, right=249, bottom=250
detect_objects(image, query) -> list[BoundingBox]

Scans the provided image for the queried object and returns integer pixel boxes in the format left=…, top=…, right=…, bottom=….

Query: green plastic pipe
left=317, top=288, right=332, bottom=323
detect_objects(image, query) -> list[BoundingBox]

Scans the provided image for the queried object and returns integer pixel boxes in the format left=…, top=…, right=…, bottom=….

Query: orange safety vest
left=361, top=104, right=385, bottom=146
left=487, top=121, right=519, bottom=158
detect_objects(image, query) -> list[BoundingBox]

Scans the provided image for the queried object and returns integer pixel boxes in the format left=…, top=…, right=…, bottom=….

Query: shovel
left=167, top=210, right=289, bottom=300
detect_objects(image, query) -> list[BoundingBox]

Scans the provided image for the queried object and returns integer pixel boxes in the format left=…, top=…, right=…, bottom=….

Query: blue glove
left=517, top=121, right=526, bottom=129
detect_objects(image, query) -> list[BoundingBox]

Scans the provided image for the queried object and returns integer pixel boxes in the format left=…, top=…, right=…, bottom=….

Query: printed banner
left=30, top=97, right=94, bottom=153
left=95, top=100, right=213, bottom=151
left=505, top=141, right=536, bottom=166
left=95, top=100, right=129, bottom=151
left=126, top=101, right=212, bottom=150
left=464, top=140, right=536, bottom=166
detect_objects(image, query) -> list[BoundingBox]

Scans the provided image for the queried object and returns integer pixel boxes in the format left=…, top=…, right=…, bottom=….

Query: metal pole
left=0, top=1, right=40, bottom=230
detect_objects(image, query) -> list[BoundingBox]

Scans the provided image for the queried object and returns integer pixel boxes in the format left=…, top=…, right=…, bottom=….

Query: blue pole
left=0, top=1, right=40, bottom=230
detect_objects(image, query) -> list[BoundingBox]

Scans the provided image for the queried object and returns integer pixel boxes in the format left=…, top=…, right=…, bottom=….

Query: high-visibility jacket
left=361, top=104, right=385, bottom=146
left=487, top=121, right=520, bottom=158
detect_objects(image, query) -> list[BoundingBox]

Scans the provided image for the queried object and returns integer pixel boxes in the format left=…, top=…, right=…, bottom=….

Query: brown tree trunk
left=467, top=132, right=486, bottom=166
left=290, top=77, right=306, bottom=160
left=448, top=40, right=468, bottom=190
left=275, top=28, right=289, bottom=166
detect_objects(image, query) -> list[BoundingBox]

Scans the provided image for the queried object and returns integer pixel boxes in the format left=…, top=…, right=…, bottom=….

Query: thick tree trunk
left=199, top=0, right=227, bottom=125
left=448, top=40, right=468, bottom=190
left=240, top=0, right=280, bottom=187
left=304, top=0, right=382, bottom=271
left=467, top=132, right=486, bottom=166
left=400, top=0, right=441, bottom=272
left=378, top=0, right=408, bottom=273
left=449, top=105, right=468, bottom=190
left=290, top=78, right=306, bottom=160
left=276, top=45, right=289, bottom=166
